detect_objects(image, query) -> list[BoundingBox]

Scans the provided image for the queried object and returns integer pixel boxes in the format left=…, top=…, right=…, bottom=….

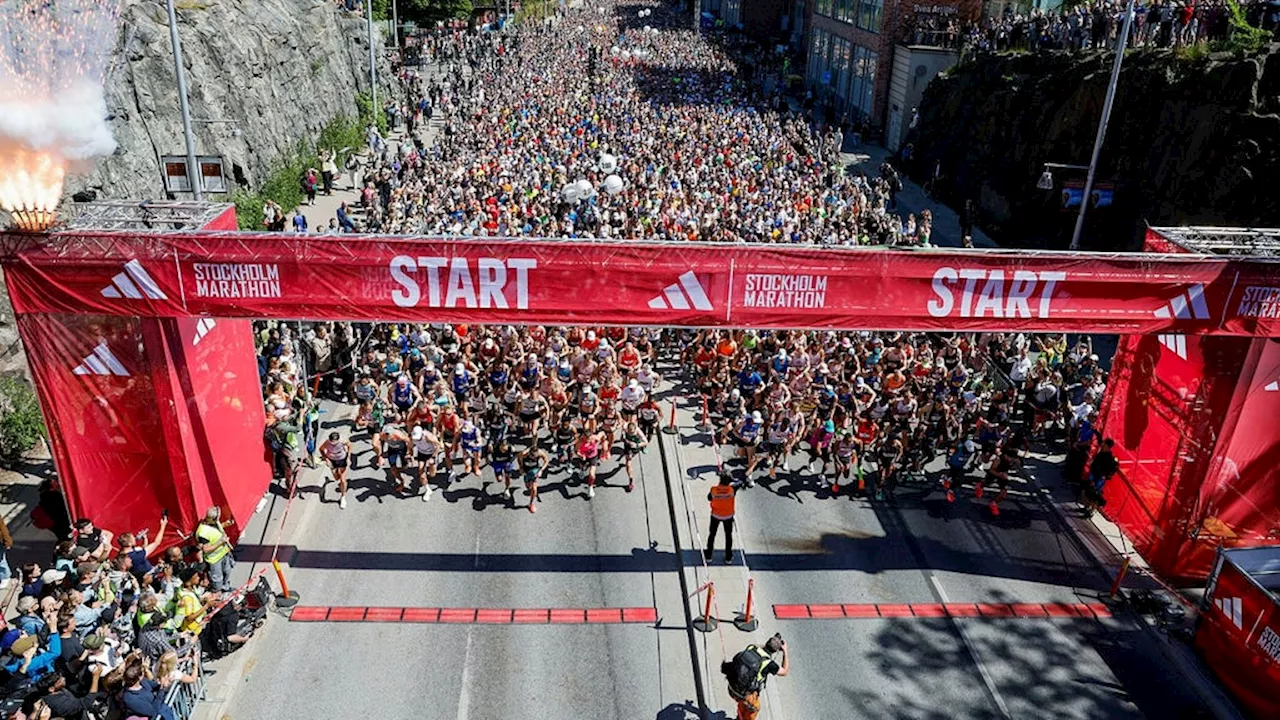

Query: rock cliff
left=1, top=0, right=389, bottom=379
left=902, top=46, right=1280, bottom=250
left=68, top=0, right=390, bottom=200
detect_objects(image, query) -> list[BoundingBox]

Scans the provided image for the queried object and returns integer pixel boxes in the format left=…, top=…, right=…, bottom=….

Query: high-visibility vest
left=176, top=588, right=206, bottom=633
left=709, top=485, right=736, bottom=520
left=196, top=521, right=230, bottom=563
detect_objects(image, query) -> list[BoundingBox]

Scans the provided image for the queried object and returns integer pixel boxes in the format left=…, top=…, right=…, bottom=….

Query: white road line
left=456, top=535, right=481, bottom=720
left=928, top=576, right=1011, bottom=719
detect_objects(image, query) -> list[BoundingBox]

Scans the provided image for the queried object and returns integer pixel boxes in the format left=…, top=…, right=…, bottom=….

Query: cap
left=964, top=440, right=977, bottom=453
left=397, top=374, right=409, bottom=386
left=629, top=379, right=639, bottom=389
left=824, top=420, right=836, bottom=432
left=82, top=633, right=106, bottom=651
left=8, top=635, right=36, bottom=656
left=455, top=363, right=466, bottom=374
left=412, top=426, right=425, bottom=441
left=40, top=568, right=66, bottom=584
left=751, top=411, right=763, bottom=422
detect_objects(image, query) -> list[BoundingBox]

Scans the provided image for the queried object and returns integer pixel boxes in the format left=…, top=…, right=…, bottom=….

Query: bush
left=0, top=376, right=45, bottom=468
left=355, top=91, right=389, bottom=136
left=1210, top=0, right=1269, bottom=56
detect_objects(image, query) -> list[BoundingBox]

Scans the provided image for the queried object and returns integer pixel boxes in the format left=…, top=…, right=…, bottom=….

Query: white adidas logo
left=647, top=271, right=712, bottom=311
left=72, top=341, right=129, bottom=377
left=1153, top=284, right=1209, bottom=359
left=100, top=259, right=167, bottom=300
left=1265, top=379, right=1279, bottom=392
left=1215, top=595, right=1243, bottom=629
left=192, top=318, right=216, bottom=346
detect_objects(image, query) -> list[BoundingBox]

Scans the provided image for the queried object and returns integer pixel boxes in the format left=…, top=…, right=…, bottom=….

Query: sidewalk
left=840, top=143, right=998, bottom=249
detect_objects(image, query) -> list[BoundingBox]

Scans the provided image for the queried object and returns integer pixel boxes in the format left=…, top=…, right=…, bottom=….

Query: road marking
left=768, top=602, right=1109, bottom=620
left=929, top=578, right=1012, bottom=720
left=288, top=605, right=657, bottom=624
left=455, top=624, right=474, bottom=720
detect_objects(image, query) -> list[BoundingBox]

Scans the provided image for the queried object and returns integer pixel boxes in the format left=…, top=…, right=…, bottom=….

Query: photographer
left=722, top=634, right=790, bottom=720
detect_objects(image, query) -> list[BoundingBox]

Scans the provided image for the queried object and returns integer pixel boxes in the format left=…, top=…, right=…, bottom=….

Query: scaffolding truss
left=1152, top=226, right=1280, bottom=257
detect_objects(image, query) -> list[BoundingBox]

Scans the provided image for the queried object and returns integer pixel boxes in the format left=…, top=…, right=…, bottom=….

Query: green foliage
left=1211, top=0, right=1269, bottom=56
left=394, top=0, right=474, bottom=24
left=230, top=113, right=366, bottom=230
left=0, top=376, right=45, bottom=468
left=515, top=0, right=552, bottom=23
left=1176, top=41, right=1210, bottom=63
left=355, top=91, right=389, bottom=135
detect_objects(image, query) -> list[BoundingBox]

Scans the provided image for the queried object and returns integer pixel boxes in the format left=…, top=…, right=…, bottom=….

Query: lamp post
left=1069, top=0, right=1134, bottom=251
left=165, top=0, right=202, bottom=201
left=367, top=0, right=378, bottom=120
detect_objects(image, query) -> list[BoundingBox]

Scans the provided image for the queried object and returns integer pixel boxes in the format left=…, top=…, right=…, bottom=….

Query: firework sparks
left=0, top=0, right=121, bottom=230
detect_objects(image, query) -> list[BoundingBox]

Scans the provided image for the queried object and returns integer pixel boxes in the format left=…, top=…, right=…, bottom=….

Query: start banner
left=8, top=230, right=1280, bottom=334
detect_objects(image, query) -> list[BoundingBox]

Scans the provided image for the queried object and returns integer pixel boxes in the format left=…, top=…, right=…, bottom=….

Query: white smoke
left=0, top=0, right=122, bottom=168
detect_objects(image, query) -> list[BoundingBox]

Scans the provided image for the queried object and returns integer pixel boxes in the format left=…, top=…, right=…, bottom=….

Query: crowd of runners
left=333, top=0, right=936, bottom=247
left=258, top=320, right=1108, bottom=518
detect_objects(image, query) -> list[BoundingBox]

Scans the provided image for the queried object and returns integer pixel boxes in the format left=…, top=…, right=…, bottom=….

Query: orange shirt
left=709, top=484, right=736, bottom=519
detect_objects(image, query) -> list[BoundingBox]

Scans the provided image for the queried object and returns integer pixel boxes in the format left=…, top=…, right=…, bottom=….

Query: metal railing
left=163, top=655, right=206, bottom=720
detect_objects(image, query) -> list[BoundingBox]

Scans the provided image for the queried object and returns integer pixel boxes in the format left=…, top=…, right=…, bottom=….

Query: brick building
left=803, top=0, right=980, bottom=135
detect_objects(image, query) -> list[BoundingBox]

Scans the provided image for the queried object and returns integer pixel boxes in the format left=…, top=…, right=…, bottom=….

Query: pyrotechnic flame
left=0, top=149, right=65, bottom=231
left=0, top=0, right=122, bottom=231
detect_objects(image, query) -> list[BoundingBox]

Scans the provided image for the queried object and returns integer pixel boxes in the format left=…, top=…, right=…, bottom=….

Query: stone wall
left=68, top=0, right=390, bottom=200
left=901, top=45, right=1280, bottom=250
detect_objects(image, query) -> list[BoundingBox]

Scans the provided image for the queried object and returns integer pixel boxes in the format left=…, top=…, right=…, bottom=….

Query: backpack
left=722, top=645, right=771, bottom=699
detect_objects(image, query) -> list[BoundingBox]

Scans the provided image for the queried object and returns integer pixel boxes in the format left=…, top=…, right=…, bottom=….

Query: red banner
left=1195, top=557, right=1280, bottom=718
left=6, top=230, right=1280, bottom=334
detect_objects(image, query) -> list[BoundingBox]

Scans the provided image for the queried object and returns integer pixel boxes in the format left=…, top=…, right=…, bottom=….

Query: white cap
left=412, top=426, right=425, bottom=441
left=599, top=339, right=610, bottom=349
left=629, top=379, right=639, bottom=388
left=455, top=363, right=466, bottom=374
left=587, top=330, right=597, bottom=340
left=751, top=410, right=763, bottom=422
left=778, top=349, right=788, bottom=358
left=730, top=388, right=741, bottom=398
left=964, top=440, right=976, bottom=453
left=426, top=361, right=435, bottom=371
left=273, top=408, right=291, bottom=420
left=484, top=338, right=494, bottom=348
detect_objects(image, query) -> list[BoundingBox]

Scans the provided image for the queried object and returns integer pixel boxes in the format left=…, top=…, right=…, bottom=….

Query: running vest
left=739, top=419, right=761, bottom=442
left=392, top=384, right=413, bottom=407
left=196, top=521, right=230, bottom=563
left=709, top=485, right=736, bottom=519
left=638, top=404, right=659, bottom=422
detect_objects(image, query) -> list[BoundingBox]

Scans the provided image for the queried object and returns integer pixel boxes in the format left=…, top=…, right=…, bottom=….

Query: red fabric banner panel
left=1195, top=559, right=1280, bottom=719
left=7, top=231, right=1280, bottom=334
left=15, top=313, right=199, bottom=535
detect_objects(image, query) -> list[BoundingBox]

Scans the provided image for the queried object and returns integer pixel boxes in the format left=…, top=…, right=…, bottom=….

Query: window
left=844, top=45, right=877, bottom=121
left=835, top=0, right=855, bottom=24
left=856, top=0, right=883, bottom=33
left=815, top=0, right=833, bottom=18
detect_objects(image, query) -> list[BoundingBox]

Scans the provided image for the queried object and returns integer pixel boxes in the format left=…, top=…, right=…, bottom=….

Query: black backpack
left=722, top=645, right=770, bottom=699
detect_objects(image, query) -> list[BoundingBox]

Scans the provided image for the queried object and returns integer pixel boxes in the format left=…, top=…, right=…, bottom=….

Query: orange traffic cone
left=946, top=489, right=955, bottom=503
left=989, top=500, right=1000, bottom=516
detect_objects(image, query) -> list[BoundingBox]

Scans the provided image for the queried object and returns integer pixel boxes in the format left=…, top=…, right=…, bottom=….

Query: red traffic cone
left=831, top=483, right=840, bottom=495
left=989, top=500, right=1000, bottom=516
left=974, top=482, right=984, bottom=499
left=942, top=478, right=951, bottom=490
left=946, top=489, right=955, bottom=503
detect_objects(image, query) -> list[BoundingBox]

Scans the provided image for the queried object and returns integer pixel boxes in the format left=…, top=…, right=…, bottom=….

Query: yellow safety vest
left=196, top=521, right=229, bottom=563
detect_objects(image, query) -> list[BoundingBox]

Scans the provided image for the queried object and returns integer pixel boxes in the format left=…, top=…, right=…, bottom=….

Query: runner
left=518, top=442, right=550, bottom=513
left=490, top=439, right=517, bottom=502
left=372, top=412, right=412, bottom=494
left=319, top=431, right=352, bottom=509
left=576, top=428, right=605, bottom=499
left=412, top=424, right=442, bottom=501
left=458, top=418, right=485, bottom=479
left=619, top=419, right=646, bottom=492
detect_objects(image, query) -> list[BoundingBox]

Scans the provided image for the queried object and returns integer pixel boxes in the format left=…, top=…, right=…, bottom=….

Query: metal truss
left=1151, top=226, right=1280, bottom=257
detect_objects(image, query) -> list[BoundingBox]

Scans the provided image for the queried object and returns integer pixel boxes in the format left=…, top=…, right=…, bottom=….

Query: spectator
left=195, top=507, right=235, bottom=593
left=120, top=658, right=178, bottom=720
left=3, top=632, right=62, bottom=682
left=72, top=519, right=113, bottom=562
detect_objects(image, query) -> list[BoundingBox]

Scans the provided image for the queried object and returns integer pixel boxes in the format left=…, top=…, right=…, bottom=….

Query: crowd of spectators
left=909, top=0, right=1280, bottom=53
left=0, top=506, right=254, bottom=718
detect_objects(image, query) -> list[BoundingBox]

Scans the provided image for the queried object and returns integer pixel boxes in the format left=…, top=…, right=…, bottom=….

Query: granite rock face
left=902, top=45, right=1280, bottom=250
left=2, top=0, right=390, bottom=381
left=67, top=0, right=390, bottom=200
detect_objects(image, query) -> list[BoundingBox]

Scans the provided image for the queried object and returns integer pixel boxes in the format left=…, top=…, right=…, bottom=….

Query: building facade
left=804, top=0, right=979, bottom=134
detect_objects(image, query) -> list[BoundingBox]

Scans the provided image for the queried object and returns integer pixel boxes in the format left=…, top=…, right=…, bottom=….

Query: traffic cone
left=989, top=500, right=1000, bottom=516
left=974, top=481, right=984, bottom=499
left=831, top=483, right=840, bottom=495
left=946, top=489, right=955, bottom=503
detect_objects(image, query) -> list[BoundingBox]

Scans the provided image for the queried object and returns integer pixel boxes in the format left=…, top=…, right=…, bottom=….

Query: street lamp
left=367, top=0, right=378, bottom=120
left=1036, top=162, right=1089, bottom=191
left=165, top=0, right=202, bottom=201
left=1069, top=0, right=1135, bottom=251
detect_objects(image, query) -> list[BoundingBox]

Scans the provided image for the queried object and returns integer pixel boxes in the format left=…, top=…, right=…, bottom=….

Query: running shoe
left=626, top=481, right=634, bottom=492
left=528, top=503, right=537, bottom=513
left=587, top=486, right=596, bottom=499
left=422, top=487, right=432, bottom=502
left=831, top=483, right=840, bottom=495
left=339, top=496, right=347, bottom=509
left=989, top=500, right=1000, bottom=516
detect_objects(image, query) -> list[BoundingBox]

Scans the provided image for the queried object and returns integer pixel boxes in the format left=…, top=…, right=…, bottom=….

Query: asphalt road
left=209, top=383, right=1215, bottom=720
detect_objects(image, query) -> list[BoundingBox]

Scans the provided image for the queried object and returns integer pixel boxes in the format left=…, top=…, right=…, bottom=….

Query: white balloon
left=610, top=45, right=620, bottom=55
left=621, top=50, right=631, bottom=61
left=603, top=174, right=624, bottom=195
left=562, top=182, right=582, bottom=203
left=575, top=179, right=594, bottom=199
left=644, top=25, right=650, bottom=32
left=599, top=153, right=618, bottom=173
left=637, top=9, right=644, bottom=17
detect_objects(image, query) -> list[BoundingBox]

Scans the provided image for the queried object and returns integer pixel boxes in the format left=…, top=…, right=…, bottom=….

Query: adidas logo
left=1265, top=379, right=1279, bottom=392
left=72, top=341, right=129, bottom=377
left=647, top=271, right=712, bottom=311
left=1215, top=595, right=1243, bottom=629
left=100, top=259, right=166, bottom=300
left=192, top=318, right=216, bottom=346
left=1153, top=284, right=1209, bottom=359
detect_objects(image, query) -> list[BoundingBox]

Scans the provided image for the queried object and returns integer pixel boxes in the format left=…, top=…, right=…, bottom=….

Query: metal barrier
left=163, top=654, right=206, bottom=720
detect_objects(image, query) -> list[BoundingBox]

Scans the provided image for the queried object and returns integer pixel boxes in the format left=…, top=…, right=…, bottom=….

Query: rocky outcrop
left=902, top=45, right=1280, bottom=250
left=68, top=0, right=390, bottom=199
